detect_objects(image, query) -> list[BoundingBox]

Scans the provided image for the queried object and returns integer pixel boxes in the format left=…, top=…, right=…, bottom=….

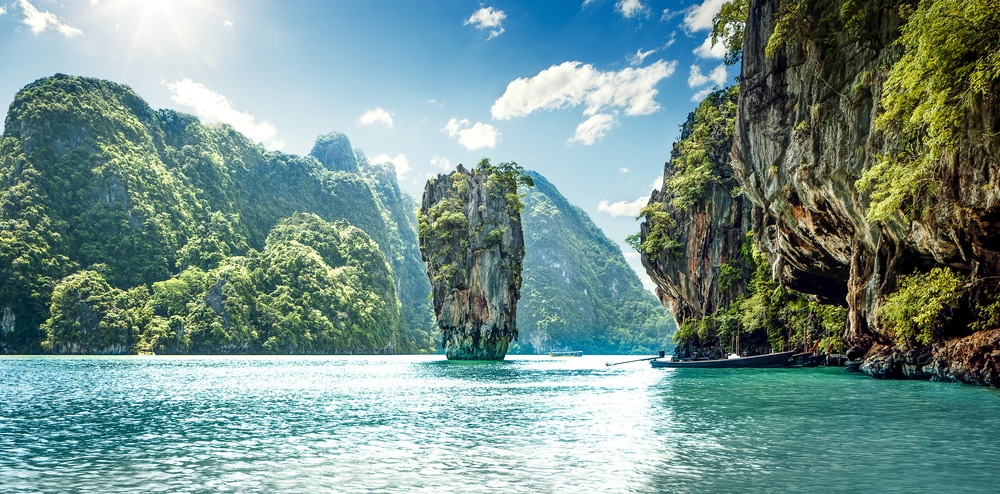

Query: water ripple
left=2, top=356, right=999, bottom=493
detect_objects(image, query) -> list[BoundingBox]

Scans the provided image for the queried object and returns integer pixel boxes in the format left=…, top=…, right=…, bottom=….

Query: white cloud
left=359, top=106, right=394, bottom=129
left=371, top=153, right=411, bottom=180
left=616, top=0, right=645, bottom=18
left=650, top=173, right=663, bottom=192
left=165, top=78, right=284, bottom=150
left=619, top=167, right=630, bottom=174
left=629, top=48, right=656, bottom=66
left=431, top=156, right=452, bottom=171
left=691, top=87, right=715, bottom=102
left=568, top=114, right=616, bottom=146
left=598, top=196, right=648, bottom=218
left=223, top=20, right=233, bottom=28
left=443, top=118, right=500, bottom=150
left=0, top=6, right=7, bottom=15
left=464, top=6, right=506, bottom=39
left=683, top=0, right=727, bottom=32
left=492, top=60, right=677, bottom=120
left=19, top=0, right=82, bottom=36
left=688, top=64, right=728, bottom=88
left=694, top=34, right=727, bottom=59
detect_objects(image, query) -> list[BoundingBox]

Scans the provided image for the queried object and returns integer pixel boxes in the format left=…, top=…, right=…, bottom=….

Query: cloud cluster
left=616, top=0, right=646, bottom=18
left=569, top=114, right=616, bottom=146
left=683, top=0, right=727, bottom=31
left=165, top=78, right=284, bottom=151
left=359, top=107, right=394, bottom=129
left=628, top=48, right=656, bottom=66
left=19, top=0, right=82, bottom=37
left=690, top=64, right=727, bottom=86
left=492, top=60, right=675, bottom=145
left=431, top=156, right=452, bottom=172
left=688, top=64, right=728, bottom=101
left=599, top=173, right=661, bottom=218
left=371, top=153, right=411, bottom=180
left=598, top=196, right=648, bottom=218
left=493, top=60, right=676, bottom=120
left=684, top=0, right=727, bottom=60
left=443, top=118, right=500, bottom=150
left=464, top=6, right=506, bottom=40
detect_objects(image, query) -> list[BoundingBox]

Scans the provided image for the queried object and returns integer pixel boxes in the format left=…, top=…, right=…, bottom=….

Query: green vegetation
left=474, top=158, right=534, bottom=213
left=417, top=171, right=470, bottom=285
left=628, top=202, right=680, bottom=255
left=673, top=233, right=848, bottom=356
left=517, top=171, right=676, bottom=355
left=417, top=158, right=531, bottom=286
left=666, top=86, right=739, bottom=211
left=633, top=86, right=738, bottom=256
left=0, top=74, right=434, bottom=354
left=858, top=0, right=1000, bottom=222
left=40, top=269, right=146, bottom=354
left=711, top=0, right=749, bottom=65
left=877, top=267, right=966, bottom=348
left=765, top=0, right=812, bottom=58
left=38, top=214, right=401, bottom=355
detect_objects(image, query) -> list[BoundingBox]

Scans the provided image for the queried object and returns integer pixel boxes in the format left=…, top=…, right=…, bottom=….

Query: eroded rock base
left=861, top=329, right=1000, bottom=387
left=444, top=332, right=510, bottom=360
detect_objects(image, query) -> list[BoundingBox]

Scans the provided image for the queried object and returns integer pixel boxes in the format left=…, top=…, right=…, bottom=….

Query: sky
left=0, top=0, right=735, bottom=291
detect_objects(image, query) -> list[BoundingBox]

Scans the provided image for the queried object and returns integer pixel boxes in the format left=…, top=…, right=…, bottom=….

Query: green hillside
left=516, top=171, right=676, bottom=355
left=0, top=74, right=434, bottom=354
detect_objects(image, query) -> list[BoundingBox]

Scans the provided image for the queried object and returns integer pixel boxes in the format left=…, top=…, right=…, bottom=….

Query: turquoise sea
left=2, top=355, right=998, bottom=493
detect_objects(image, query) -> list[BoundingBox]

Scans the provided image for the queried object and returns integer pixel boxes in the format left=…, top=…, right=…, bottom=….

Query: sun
left=99, top=0, right=222, bottom=63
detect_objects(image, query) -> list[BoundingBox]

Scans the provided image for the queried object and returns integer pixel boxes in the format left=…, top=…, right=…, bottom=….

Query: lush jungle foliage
left=517, top=171, right=675, bottom=354
left=858, top=0, right=1000, bottom=222
left=876, top=267, right=965, bottom=348
left=0, top=74, right=433, bottom=354
left=672, top=233, right=848, bottom=357
left=630, top=86, right=739, bottom=255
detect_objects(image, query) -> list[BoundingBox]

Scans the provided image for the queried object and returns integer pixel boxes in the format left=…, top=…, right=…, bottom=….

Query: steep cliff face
left=735, top=0, right=899, bottom=341
left=734, top=0, right=1000, bottom=381
left=418, top=164, right=525, bottom=360
left=640, top=88, right=751, bottom=325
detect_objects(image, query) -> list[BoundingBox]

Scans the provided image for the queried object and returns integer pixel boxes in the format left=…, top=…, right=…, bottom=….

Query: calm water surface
left=1, top=355, right=998, bottom=493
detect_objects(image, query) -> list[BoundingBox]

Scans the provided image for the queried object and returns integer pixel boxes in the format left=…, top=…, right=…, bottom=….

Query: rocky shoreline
left=860, top=329, right=1000, bottom=386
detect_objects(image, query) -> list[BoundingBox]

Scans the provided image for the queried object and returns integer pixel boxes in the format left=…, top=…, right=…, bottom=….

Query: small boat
left=548, top=350, right=583, bottom=357
left=649, top=350, right=796, bottom=368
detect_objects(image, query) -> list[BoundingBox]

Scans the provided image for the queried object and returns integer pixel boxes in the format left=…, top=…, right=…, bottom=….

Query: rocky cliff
left=418, top=163, right=526, bottom=360
left=734, top=0, right=1000, bottom=382
left=639, top=87, right=751, bottom=325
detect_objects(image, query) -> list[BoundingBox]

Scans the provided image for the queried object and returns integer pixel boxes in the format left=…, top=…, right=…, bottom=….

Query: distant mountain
left=0, top=74, right=434, bottom=354
left=516, top=171, right=676, bottom=355
left=0, top=74, right=670, bottom=356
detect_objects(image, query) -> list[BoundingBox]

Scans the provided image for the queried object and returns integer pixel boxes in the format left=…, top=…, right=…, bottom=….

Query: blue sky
left=0, top=0, right=734, bottom=290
